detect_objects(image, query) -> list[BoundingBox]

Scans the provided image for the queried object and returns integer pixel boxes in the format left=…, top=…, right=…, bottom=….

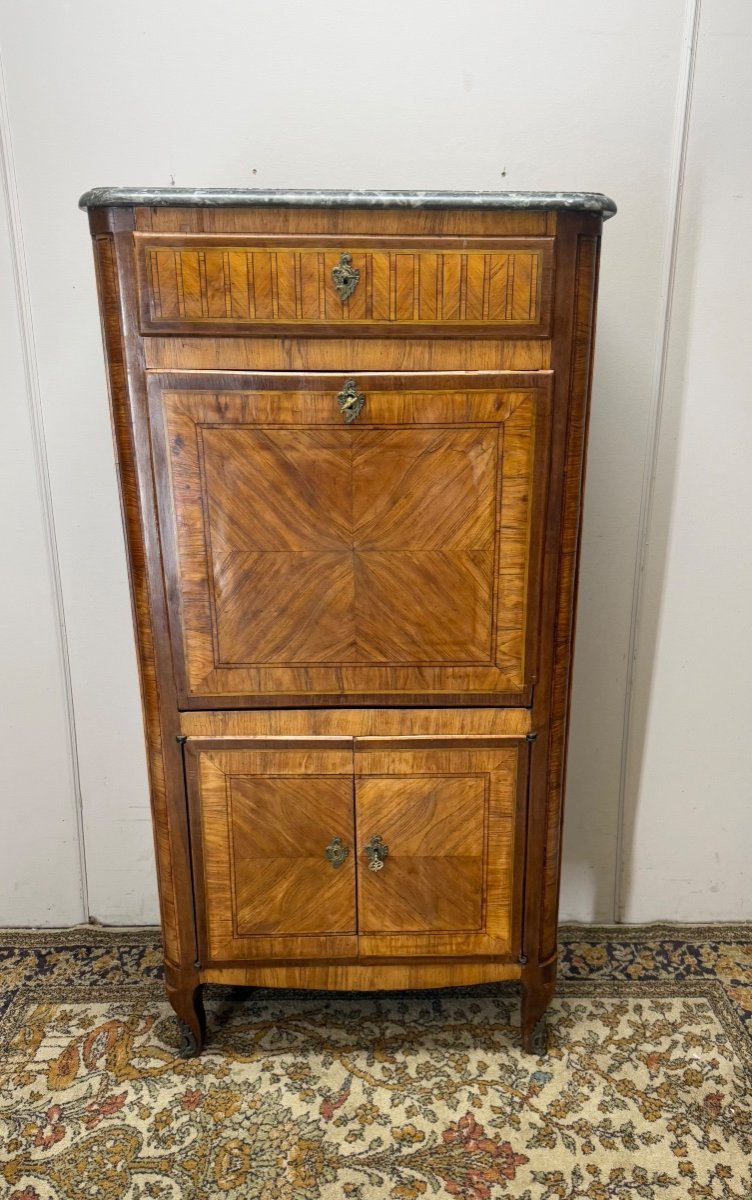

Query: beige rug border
left=2, top=977, right=750, bottom=1075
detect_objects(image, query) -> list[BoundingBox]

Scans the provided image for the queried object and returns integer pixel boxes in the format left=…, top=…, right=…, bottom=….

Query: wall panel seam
left=614, top=0, right=702, bottom=921
left=0, top=40, right=89, bottom=920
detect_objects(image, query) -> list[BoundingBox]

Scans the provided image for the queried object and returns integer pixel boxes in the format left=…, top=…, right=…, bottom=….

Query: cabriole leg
left=520, top=959, right=556, bottom=1055
left=164, top=963, right=205, bottom=1057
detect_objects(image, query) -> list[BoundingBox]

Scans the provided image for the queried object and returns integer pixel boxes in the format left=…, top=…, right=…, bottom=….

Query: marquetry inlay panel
left=186, top=735, right=525, bottom=964
left=147, top=371, right=552, bottom=706
left=356, top=774, right=486, bottom=933
left=187, top=743, right=358, bottom=962
left=136, top=236, right=553, bottom=336
left=354, top=741, right=524, bottom=958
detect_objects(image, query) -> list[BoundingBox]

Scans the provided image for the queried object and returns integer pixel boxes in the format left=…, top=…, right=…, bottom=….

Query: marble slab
left=79, top=187, right=616, bottom=217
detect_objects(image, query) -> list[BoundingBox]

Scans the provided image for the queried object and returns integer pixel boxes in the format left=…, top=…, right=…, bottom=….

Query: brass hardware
left=331, top=252, right=360, bottom=302
left=325, top=836, right=349, bottom=869
left=336, top=378, right=366, bottom=424
left=364, top=834, right=389, bottom=872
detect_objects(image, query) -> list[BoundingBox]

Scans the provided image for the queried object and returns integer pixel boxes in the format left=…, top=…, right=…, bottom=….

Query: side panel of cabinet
left=354, top=737, right=527, bottom=959
left=185, top=739, right=358, bottom=963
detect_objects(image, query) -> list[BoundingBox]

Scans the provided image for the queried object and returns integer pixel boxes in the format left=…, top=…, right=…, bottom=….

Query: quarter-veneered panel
left=186, top=741, right=357, bottom=962
left=357, top=774, right=486, bottom=933
left=231, top=774, right=355, bottom=936
left=355, top=738, right=526, bottom=957
left=148, top=371, right=551, bottom=706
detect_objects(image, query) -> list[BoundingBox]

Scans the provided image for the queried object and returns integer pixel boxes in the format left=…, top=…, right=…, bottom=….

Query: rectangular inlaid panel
left=186, top=741, right=357, bottom=962
left=355, top=739, right=526, bottom=958
left=136, top=235, right=553, bottom=337
left=357, top=775, right=486, bottom=933
left=148, top=371, right=552, bottom=707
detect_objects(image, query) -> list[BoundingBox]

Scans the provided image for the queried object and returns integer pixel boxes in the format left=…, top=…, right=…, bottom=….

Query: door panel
left=354, top=737, right=527, bottom=958
left=185, top=740, right=357, bottom=962
left=149, top=371, right=552, bottom=708
left=230, top=774, right=354, bottom=937
left=357, top=774, right=486, bottom=932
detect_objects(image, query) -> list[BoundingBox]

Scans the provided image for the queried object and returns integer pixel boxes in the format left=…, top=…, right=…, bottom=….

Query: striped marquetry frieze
left=136, top=236, right=553, bottom=335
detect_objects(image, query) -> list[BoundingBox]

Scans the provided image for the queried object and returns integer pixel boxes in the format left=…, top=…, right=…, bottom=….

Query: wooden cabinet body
left=82, top=188, right=613, bottom=1054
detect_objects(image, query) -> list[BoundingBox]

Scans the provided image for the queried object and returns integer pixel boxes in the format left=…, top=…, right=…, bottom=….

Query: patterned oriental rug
left=1, top=925, right=752, bottom=1200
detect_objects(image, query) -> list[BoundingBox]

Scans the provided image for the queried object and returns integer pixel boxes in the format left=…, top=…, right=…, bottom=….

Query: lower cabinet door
left=355, top=738, right=527, bottom=958
left=186, top=732, right=527, bottom=966
left=185, top=740, right=358, bottom=962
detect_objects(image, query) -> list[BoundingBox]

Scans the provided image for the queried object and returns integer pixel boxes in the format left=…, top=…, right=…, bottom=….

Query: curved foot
left=177, top=1018, right=202, bottom=1059
left=520, top=959, right=555, bottom=1055
left=164, top=963, right=206, bottom=1057
left=527, top=1016, right=548, bottom=1056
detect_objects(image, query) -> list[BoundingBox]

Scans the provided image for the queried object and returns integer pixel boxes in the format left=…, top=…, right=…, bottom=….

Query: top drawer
left=136, top=234, right=553, bottom=338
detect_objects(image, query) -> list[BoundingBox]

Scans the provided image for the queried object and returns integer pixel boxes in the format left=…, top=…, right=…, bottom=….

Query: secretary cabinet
left=81, top=187, right=615, bottom=1055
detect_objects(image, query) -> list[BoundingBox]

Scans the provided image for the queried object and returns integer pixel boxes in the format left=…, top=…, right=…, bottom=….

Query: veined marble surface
left=79, top=187, right=616, bottom=216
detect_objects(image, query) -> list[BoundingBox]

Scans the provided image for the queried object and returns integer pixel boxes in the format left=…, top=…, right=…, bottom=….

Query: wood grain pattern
left=90, top=227, right=195, bottom=971
left=355, top=741, right=526, bottom=958
left=136, top=206, right=555, bottom=238
left=137, top=235, right=553, bottom=337
left=186, top=741, right=358, bottom=962
left=148, top=371, right=550, bottom=706
left=231, top=774, right=355, bottom=937
left=178, top=708, right=533, bottom=738
left=86, top=199, right=604, bottom=1053
left=539, top=232, right=601, bottom=961
left=357, top=775, right=485, bottom=933
left=187, top=733, right=525, bottom=965
left=199, top=961, right=522, bottom=989
left=144, top=336, right=551, bottom=373
left=519, top=214, right=602, bottom=1050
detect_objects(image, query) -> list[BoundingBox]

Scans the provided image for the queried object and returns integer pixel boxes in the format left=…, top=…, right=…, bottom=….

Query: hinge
left=519, top=954, right=529, bottom=965
left=176, top=734, right=187, bottom=745
left=526, top=731, right=538, bottom=743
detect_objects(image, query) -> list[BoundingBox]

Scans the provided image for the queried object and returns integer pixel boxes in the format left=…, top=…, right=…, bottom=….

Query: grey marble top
left=79, top=187, right=616, bottom=217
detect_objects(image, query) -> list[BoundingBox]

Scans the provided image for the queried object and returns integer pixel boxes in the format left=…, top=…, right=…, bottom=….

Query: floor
left=1, top=923, right=751, bottom=1199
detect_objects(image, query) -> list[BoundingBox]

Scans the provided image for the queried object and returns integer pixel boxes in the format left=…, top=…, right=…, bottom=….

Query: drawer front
left=137, top=234, right=553, bottom=337
left=186, top=732, right=526, bottom=965
left=149, top=370, right=552, bottom=707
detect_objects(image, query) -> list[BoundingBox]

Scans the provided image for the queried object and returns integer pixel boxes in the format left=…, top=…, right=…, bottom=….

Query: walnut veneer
left=82, top=189, right=612, bottom=1056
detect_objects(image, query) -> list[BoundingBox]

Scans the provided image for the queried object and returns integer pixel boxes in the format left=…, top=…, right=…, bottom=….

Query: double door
left=185, top=735, right=528, bottom=965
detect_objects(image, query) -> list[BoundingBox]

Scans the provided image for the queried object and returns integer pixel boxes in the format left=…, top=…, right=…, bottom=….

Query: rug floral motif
left=1, top=925, right=751, bottom=1200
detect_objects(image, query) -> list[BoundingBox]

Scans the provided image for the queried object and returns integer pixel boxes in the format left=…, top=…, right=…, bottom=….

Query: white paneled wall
left=1, top=0, right=748, bottom=926
left=619, top=0, right=752, bottom=920
left=0, top=76, right=84, bottom=924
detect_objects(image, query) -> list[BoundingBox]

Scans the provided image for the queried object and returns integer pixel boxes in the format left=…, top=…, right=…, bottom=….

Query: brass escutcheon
left=331, top=252, right=360, bottom=302
left=336, top=378, right=366, bottom=424
left=324, top=836, right=349, bottom=870
left=364, top=834, right=389, bottom=873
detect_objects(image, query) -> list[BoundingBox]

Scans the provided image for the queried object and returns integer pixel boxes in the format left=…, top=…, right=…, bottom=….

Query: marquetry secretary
left=81, top=187, right=615, bottom=1055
